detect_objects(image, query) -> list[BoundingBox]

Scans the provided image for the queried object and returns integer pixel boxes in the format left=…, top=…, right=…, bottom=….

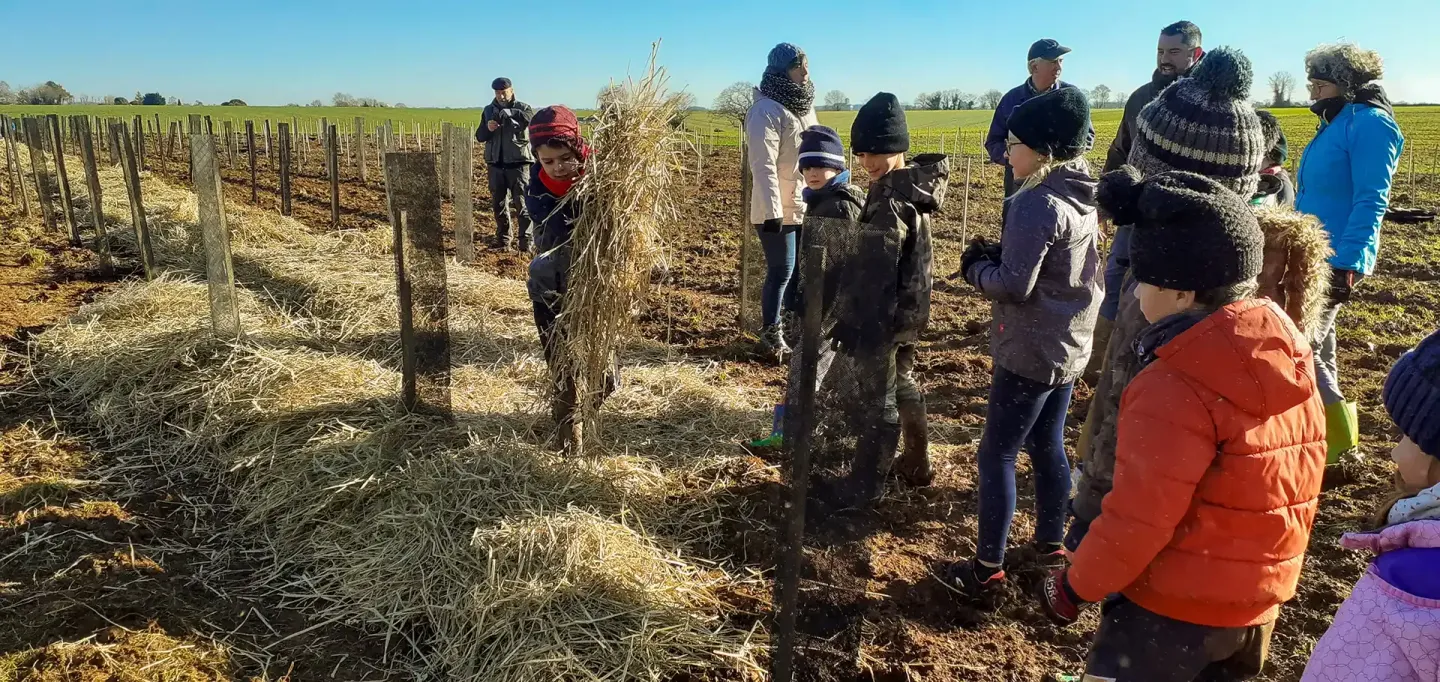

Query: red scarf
left=539, top=167, right=581, bottom=197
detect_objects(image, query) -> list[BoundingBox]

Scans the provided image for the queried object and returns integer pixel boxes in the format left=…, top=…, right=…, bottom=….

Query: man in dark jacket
left=476, top=77, right=536, bottom=251
left=1102, top=21, right=1203, bottom=173
left=986, top=39, right=1094, bottom=197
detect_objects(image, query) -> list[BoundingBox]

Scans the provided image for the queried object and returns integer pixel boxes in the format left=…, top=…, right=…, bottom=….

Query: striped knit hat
left=798, top=125, right=846, bottom=171
left=1128, top=47, right=1266, bottom=198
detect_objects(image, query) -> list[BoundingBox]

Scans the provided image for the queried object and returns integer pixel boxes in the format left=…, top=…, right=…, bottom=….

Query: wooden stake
left=46, top=115, right=79, bottom=243
left=246, top=121, right=258, bottom=204
left=328, top=125, right=340, bottom=228
left=440, top=121, right=454, bottom=200
left=133, top=115, right=145, bottom=170
left=961, top=156, right=972, bottom=244
left=78, top=119, right=110, bottom=271
left=771, top=243, right=824, bottom=682
left=384, top=152, right=453, bottom=417
left=278, top=122, right=293, bottom=216
left=355, top=116, right=367, bottom=184
left=116, top=123, right=155, bottom=279
left=191, top=133, right=241, bottom=338
left=453, top=132, right=475, bottom=263
left=24, top=118, right=58, bottom=230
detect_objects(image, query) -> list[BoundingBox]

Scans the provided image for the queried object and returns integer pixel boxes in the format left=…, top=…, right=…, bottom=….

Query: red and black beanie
left=529, top=106, right=588, bottom=159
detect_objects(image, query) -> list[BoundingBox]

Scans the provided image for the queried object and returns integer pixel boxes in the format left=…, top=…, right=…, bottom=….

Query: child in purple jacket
left=1303, top=328, right=1440, bottom=681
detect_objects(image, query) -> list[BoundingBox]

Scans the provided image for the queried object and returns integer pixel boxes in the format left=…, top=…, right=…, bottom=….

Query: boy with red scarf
left=524, top=106, right=609, bottom=449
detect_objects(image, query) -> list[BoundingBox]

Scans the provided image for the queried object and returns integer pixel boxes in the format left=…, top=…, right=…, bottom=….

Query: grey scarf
left=759, top=71, right=815, bottom=118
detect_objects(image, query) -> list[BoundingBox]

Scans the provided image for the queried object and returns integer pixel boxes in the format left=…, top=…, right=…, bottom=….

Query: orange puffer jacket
left=1068, top=299, right=1327, bottom=628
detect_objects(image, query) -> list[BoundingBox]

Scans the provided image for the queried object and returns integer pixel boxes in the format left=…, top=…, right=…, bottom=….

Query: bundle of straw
left=557, top=44, right=687, bottom=450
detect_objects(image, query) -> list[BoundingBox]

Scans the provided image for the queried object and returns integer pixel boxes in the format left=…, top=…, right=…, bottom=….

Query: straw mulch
left=556, top=45, right=686, bottom=449
left=21, top=114, right=772, bottom=681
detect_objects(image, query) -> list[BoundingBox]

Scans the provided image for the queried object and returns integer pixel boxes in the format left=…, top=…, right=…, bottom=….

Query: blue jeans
left=756, top=225, right=800, bottom=327
left=976, top=366, right=1074, bottom=565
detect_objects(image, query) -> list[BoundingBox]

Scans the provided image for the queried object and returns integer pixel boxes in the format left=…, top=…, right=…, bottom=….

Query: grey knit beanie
left=767, top=43, right=805, bottom=75
left=1127, top=46, right=1266, bottom=199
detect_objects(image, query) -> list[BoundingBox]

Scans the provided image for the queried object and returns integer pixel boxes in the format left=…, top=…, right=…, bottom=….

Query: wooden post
left=116, top=123, right=155, bottom=279
left=24, top=117, right=58, bottom=231
left=453, top=131, right=475, bottom=263
left=187, top=114, right=202, bottom=181
left=133, top=114, right=145, bottom=170
left=328, top=125, right=340, bottom=228
left=1409, top=148, right=1417, bottom=194
left=46, top=115, right=79, bottom=243
left=5, top=117, right=32, bottom=217
left=107, top=119, right=123, bottom=167
left=191, top=133, right=241, bottom=339
left=771, top=244, right=824, bottom=682
left=384, top=152, right=453, bottom=417
left=355, top=116, right=367, bottom=184
left=241, top=121, right=256, bottom=204
left=440, top=121, right=454, bottom=200
left=223, top=120, right=235, bottom=169
left=78, top=120, right=110, bottom=271
left=278, top=122, right=293, bottom=216
left=738, top=132, right=759, bottom=332
left=264, top=119, right=273, bottom=161
left=961, top=156, right=972, bottom=244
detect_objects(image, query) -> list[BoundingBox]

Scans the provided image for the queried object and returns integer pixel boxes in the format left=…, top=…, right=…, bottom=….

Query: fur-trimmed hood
left=1255, top=205, right=1332, bottom=336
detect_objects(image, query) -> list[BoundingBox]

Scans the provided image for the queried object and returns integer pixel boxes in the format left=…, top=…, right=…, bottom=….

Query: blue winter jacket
left=1295, top=103, right=1404, bottom=275
left=985, top=79, right=1095, bottom=166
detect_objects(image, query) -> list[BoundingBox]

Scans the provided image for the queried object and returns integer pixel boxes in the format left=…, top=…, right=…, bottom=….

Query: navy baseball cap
left=1028, top=39, right=1072, bottom=61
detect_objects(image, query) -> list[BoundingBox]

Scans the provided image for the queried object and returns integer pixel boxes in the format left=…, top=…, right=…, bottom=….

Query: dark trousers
left=490, top=163, right=531, bottom=243
left=532, top=297, right=617, bottom=429
left=1085, top=596, right=1274, bottom=681
left=976, top=366, right=1073, bottom=565
left=755, top=224, right=802, bottom=327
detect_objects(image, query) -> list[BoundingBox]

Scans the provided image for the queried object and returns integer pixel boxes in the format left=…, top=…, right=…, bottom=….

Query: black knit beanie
left=1098, top=166, right=1263, bottom=292
left=1007, top=87, right=1092, bottom=161
left=851, top=93, right=909, bottom=154
left=491, top=77, right=512, bottom=91
left=1256, top=109, right=1288, bottom=167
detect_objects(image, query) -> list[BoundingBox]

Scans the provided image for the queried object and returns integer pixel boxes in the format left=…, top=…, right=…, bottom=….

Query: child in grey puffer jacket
left=952, top=87, right=1101, bottom=593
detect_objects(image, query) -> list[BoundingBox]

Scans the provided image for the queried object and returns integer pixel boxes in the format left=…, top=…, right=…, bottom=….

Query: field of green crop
left=5, top=104, right=1438, bottom=172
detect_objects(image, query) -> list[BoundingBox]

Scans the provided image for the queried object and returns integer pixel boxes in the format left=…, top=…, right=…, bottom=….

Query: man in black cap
left=476, top=77, right=536, bottom=251
left=985, top=39, right=1093, bottom=197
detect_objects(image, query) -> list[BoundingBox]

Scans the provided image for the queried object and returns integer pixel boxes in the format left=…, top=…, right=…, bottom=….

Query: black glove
left=1329, top=267, right=1360, bottom=305
left=759, top=218, right=783, bottom=234
left=1038, top=569, right=1092, bottom=627
left=829, top=323, right=859, bottom=356
left=960, top=237, right=1001, bottom=282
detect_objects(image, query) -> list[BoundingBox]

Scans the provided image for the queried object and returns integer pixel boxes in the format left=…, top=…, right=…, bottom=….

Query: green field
left=4, top=104, right=1437, bottom=165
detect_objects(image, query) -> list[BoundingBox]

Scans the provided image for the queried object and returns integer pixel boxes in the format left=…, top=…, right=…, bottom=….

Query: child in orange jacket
left=1038, top=168, right=1328, bottom=680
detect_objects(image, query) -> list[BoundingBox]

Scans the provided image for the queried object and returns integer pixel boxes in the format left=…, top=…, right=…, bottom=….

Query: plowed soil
left=6, top=133, right=1440, bottom=681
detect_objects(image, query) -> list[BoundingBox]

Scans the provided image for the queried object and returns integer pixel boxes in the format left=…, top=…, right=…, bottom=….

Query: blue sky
left=5, top=0, right=1436, bottom=108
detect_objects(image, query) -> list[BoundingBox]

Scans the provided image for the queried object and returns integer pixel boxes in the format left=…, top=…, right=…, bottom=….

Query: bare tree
left=1090, top=84, right=1113, bottom=109
left=823, top=89, right=850, bottom=111
left=332, top=92, right=358, bottom=107
left=913, top=91, right=943, bottom=110
left=981, top=89, right=1004, bottom=109
left=1269, top=71, right=1298, bottom=107
left=714, top=81, right=756, bottom=123
left=0, top=81, right=12, bottom=105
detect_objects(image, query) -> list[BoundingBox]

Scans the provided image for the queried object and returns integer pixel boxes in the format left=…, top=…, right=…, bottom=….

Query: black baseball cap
left=1028, top=39, right=1072, bottom=61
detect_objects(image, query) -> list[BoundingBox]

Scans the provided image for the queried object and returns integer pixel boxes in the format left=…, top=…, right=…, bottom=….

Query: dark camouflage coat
left=859, top=154, right=947, bottom=344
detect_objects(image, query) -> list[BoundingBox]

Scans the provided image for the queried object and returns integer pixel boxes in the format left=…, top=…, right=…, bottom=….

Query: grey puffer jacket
left=967, top=164, right=1102, bottom=385
left=859, top=154, right=948, bottom=343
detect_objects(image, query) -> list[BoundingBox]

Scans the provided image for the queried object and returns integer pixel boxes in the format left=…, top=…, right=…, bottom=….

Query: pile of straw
left=26, top=130, right=772, bottom=681
left=558, top=44, right=687, bottom=448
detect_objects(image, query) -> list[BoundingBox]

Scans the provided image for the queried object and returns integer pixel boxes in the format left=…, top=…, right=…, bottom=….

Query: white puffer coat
left=745, top=90, right=818, bottom=226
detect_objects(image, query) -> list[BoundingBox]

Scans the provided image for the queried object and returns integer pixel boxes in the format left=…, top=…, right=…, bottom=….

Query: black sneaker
left=1033, top=542, right=1068, bottom=569
left=946, top=558, right=1006, bottom=596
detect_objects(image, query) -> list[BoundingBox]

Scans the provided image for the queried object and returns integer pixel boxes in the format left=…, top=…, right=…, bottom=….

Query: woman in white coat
left=746, top=42, right=818, bottom=359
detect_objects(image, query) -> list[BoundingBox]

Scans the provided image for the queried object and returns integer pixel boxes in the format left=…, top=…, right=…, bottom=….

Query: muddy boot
left=895, top=399, right=934, bottom=487
left=517, top=237, right=532, bottom=254
left=843, top=422, right=901, bottom=506
left=757, top=324, right=790, bottom=363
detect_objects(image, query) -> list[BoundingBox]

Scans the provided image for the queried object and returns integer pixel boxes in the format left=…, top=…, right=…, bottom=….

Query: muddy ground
left=3, top=134, right=1439, bottom=681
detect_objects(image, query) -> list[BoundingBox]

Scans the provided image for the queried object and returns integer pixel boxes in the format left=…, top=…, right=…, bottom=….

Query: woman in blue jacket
left=1296, top=42, right=1405, bottom=461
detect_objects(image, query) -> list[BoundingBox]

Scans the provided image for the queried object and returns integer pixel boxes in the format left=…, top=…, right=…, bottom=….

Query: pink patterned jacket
left=1302, top=512, right=1440, bottom=682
